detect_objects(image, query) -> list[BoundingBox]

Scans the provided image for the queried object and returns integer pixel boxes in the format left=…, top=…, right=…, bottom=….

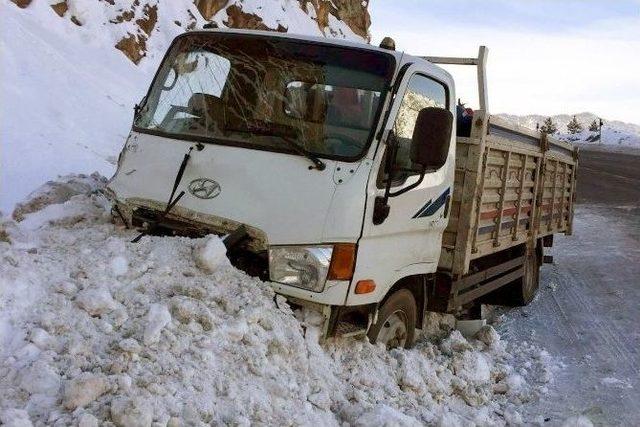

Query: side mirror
left=373, top=107, right=453, bottom=225
left=410, top=107, right=453, bottom=170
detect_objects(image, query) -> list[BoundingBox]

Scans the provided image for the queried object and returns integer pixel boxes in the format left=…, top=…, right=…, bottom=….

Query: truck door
left=349, top=66, right=455, bottom=305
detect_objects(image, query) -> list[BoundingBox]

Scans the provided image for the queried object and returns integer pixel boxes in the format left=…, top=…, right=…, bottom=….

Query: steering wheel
left=323, top=132, right=363, bottom=156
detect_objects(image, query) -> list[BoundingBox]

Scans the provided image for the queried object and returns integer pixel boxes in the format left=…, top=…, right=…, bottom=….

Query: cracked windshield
left=135, top=33, right=395, bottom=159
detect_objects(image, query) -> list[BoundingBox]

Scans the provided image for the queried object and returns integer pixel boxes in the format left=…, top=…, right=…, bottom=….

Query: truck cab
left=106, top=29, right=577, bottom=348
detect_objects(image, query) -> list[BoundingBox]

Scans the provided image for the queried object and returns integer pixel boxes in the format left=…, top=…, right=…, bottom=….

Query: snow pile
left=0, top=176, right=560, bottom=426
left=497, top=112, right=640, bottom=148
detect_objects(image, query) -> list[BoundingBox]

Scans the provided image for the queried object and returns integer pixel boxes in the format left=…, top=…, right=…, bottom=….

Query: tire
left=367, top=289, right=417, bottom=349
left=519, top=246, right=541, bottom=305
left=485, top=246, right=540, bottom=307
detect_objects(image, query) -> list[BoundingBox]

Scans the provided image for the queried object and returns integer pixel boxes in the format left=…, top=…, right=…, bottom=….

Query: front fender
left=345, top=261, right=436, bottom=306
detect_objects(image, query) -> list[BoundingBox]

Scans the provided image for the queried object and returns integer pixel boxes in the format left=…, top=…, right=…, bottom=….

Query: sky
left=369, top=0, right=640, bottom=124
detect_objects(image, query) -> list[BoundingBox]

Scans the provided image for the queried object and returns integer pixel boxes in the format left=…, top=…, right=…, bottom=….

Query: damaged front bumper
left=106, top=194, right=268, bottom=252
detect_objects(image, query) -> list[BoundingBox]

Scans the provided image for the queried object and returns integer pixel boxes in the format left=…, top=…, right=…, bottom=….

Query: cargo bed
left=438, top=111, right=578, bottom=305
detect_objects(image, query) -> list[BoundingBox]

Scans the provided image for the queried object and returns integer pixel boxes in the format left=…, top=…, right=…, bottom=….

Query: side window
left=392, top=74, right=448, bottom=174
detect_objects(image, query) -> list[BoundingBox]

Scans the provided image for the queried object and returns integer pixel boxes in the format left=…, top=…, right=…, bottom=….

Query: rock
left=9, top=0, right=31, bottom=9
left=136, top=4, right=158, bottom=36
left=300, top=0, right=371, bottom=39
left=115, top=33, right=147, bottom=65
left=50, top=1, right=68, bottom=17
left=76, top=287, right=118, bottom=316
left=63, top=373, right=109, bottom=410
left=194, top=0, right=227, bottom=19
left=194, top=0, right=371, bottom=39
left=143, top=304, right=172, bottom=345
left=223, top=4, right=286, bottom=32
left=110, top=397, right=153, bottom=427
left=77, top=413, right=99, bottom=427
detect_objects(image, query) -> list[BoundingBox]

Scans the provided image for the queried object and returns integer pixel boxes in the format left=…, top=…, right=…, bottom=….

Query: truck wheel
left=519, top=247, right=541, bottom=304
left=492, top=247, right=540, bottom=306
left=367, top=289, right=417, bottom=349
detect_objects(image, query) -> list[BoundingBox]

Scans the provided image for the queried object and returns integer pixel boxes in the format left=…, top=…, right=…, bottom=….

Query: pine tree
left=589, top=120, right=599, bottom=132
left=567, top=116, right=583, bottom=134
left=539, top=117, right=558, bottom=135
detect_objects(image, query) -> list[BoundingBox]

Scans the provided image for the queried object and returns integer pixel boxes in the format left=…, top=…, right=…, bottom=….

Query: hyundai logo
left=188, top=178, right=221, bottom=199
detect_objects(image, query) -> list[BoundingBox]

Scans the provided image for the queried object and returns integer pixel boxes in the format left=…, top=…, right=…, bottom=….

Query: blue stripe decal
left=412, top=187, right=451, bottom=219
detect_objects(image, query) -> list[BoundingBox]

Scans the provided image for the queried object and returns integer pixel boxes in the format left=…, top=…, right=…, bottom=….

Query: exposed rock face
left=50, top=1, right=68, bottom=17
left=195, top=0, right=370, bottom=39
left=112, top=2, right=159, bottom=64
left=194, top=0, right=227, bottom=19
left=9, top=0, right=31, bottom=8
left=224, top=4, right=286, bottom=32
left=11, top=0, right=371, bottom=64
left=299, top=0, right=370, bottom=40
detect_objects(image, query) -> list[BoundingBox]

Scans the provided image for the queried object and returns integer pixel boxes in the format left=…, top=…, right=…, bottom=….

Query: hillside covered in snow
left=497, top=112, right=640, bottom=148
left=0, top=0, right=370, bottom=215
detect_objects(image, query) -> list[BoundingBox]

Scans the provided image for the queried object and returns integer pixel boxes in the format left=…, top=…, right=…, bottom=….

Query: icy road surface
left=502, top=147, right=640, bottom=425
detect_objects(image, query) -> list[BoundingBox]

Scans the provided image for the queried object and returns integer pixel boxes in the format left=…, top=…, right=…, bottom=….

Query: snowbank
left=0, top=0, right=368, bottom=215
left=0, top=176, right=559, bottom=426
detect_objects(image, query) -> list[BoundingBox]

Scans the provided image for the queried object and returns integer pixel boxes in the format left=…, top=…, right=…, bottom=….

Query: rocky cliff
left=9, top=0, right=371, bottom=64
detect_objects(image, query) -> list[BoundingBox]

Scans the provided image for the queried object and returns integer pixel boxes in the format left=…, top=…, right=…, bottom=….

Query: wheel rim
left=376, top=310, right=408, bottom=349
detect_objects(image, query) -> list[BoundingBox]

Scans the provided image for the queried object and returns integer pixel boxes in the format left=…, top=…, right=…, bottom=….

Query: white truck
left=106, top=29, right=578, bottom=349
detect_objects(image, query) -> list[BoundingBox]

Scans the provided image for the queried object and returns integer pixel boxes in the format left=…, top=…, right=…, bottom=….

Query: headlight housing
left=269, top=245, right=333, bottom=292
left=268, top=244, right=357, bottom=292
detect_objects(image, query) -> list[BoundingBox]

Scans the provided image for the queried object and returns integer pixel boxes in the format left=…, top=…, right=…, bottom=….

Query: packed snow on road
left=0, top=176, right=569, bottom=427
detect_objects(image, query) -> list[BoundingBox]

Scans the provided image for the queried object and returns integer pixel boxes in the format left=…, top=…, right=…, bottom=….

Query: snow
left=193, top=236, right=229, bottom=272
left=62, top=373, right=110, bottom=410
left=497, top=112, right=640, bottom=148
left=0, top=1, right=150, bottom=215
left=0, top=0, right=366, bottom=215
left=0, top=1, right=608, bottom=425
left=143, top=304, right=172, bottom=345
left=0, top=176, right=562, bottom=426
left=561, top=416, right=594, bottom=427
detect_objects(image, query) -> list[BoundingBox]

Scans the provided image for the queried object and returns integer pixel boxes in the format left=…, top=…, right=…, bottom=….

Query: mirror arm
left=388, top=168, right=426, bottom=197
left=373, top=131, right=398, bottom=225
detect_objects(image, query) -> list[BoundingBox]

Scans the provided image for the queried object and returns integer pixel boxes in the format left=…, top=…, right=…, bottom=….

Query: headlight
left=269, top=246, right=333, bottom=292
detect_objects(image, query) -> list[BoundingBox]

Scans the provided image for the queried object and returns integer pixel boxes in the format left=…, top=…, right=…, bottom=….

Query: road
left=499, top=147, right=640, bottom=425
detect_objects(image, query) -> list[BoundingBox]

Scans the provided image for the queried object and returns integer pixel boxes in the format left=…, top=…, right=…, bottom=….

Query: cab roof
left=188, top=28, right=451, bottom=83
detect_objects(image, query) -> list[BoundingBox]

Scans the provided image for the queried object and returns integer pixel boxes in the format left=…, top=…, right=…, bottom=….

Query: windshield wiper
left=230, top=122, right=326, bottom=171
left=131, top=143, right=204, bottom=243
left=279, top=135, right=326, bottom=171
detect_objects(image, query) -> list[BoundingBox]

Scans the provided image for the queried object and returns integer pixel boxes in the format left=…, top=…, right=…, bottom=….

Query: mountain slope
left=0, top=0, right=370, bottom=214
left=497, top=112, right=640, bottom=147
